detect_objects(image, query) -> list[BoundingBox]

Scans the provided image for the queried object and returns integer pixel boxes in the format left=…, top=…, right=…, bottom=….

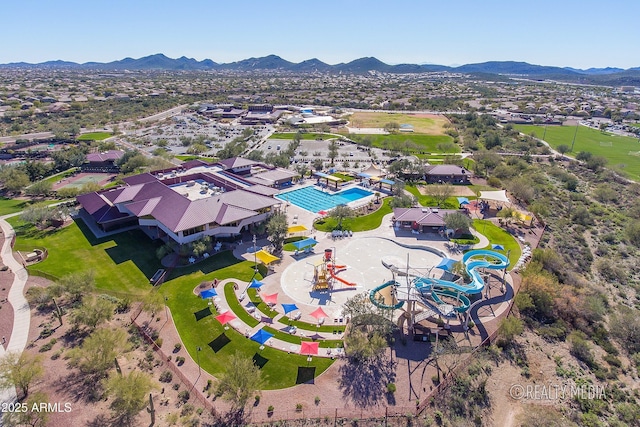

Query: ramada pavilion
left=76, top=157, right=296, bottom=245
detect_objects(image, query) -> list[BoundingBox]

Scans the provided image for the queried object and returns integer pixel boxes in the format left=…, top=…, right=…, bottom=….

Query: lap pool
left=276, top=186, right=373, bottom=213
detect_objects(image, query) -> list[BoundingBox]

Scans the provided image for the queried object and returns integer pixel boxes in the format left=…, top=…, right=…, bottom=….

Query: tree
left=342, top=293, right=394, bottom=362
left=328, top=140, right=339, bottom=166
left=266, top=212, right=288, bottom=254
left=103, top=370, right=157, bottom=425
left=312, top=158, right=324, bottom=172
left=57, top=271, right=95, bottom=304
left=215, top=351, right=264, bottom=411
left=20, top=203, right=54, bottom=229
left=557, top=144, right=569, bottom=155
left=498, top=316, right=524, bottom=342
left=424, top=184, right=454, bottom=207
left=330, top=204, right=353, bottom=230
left=0, top=166, right=30, bottom=194
left=70, top=296, right=115, bottom=331
left=0, top=352, right=44, bottom=399
left=69, top=328, right=130, bottom=377
left=383, top=122, right=400, bottom=133
left=443, top=212, right=472, bottom=233
left=2, top=390, right=50, bottom=427
left=25, top=180, right=53, bottom=197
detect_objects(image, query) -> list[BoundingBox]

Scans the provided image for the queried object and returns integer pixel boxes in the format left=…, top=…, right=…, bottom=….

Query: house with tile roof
left=424, top=165, right=471, bottom=184
left=76, top=158, right=287, bottom=245
left=393, top=207, right=464, bottom=233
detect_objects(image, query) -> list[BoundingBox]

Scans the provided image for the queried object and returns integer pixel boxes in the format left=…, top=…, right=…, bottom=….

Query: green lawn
left=360, top=134, right=456, bottom=155
left=331, top=172, right=354, bottom=182
left=160, top=253, right=334, bottom=389
left=314, top=198, right=392, bottom=232
left=472, top=219, right=521, bottom=269
left=41, top=168, right=79, bottom=185
left=0, top=198, right=31, bottom=216
left=514, top=124, right=640, bottom=181
left=405, top=185, right=462, bottom=209
left=77, top=132, right=112, bottom=141
left=11, top=218, right=162, bottom=297
left=269, top=133, right=338, bottom=140
left=174, top=155, right=216, bottom=163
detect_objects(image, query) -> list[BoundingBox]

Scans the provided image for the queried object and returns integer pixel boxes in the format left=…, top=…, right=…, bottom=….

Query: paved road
left=0, top=132, right=54, bottom=144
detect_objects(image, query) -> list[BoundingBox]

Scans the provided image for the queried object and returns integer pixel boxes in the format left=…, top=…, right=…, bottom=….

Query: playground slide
left=369, top=280, right=405, bottom=309
left=327, top=264, right=347, bottom=273
left=329, top=266, right=357, bottom=286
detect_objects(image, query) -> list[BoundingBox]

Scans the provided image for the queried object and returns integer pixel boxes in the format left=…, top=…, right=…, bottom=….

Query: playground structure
left=311, top=248, right=357, bottom=291
left=370, top=249, right=509, bottom=330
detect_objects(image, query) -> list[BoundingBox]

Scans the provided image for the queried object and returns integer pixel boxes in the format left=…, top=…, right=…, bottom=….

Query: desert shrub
left=159, top=370, right=173, bottom=383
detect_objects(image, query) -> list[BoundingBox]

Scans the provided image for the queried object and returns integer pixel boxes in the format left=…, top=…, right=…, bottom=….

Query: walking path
left=0, top=214, right=32, bottom=404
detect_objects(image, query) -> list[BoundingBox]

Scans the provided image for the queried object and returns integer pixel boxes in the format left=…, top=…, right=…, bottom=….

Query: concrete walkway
left=0, top=214, right=32, bottom=404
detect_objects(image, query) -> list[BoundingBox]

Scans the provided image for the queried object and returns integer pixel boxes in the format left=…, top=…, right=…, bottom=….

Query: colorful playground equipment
left=312, top=248, right=357, bottom=291
left=370, top=249, right=509, bottom=316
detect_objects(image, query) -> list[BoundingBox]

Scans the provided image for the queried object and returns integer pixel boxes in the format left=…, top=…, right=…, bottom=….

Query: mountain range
left=2, top=54, right=640, bottom=85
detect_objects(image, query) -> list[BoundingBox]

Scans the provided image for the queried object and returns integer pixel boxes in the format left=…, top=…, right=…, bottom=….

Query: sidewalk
left=0, top=214, right=32, bottom=404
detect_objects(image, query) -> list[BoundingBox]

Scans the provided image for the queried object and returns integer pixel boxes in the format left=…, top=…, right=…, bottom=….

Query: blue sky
left=2, top=0, right=638, bottom=69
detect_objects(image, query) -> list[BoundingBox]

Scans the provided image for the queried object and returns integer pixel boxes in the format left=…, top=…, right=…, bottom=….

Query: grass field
left=472, top=219, right=521, bottom=269
left=77, top=132, right=112, bottom=141
left=174, top=155, right=216, bottom=163
left=0, top=198, right=31, bottom=216
left=11, top=218, right=161, bottom=297
left=514, top=124, right=640, bottom=181
left=354, top=134, right=456, bottom=156
left=313, top=198, right=392, bottom=232
left=348, top=112, right=448, bottom=134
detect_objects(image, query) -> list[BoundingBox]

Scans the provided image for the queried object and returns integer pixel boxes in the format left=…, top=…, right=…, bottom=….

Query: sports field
left=348, top=112, right=448, bottom=134
left=515, top=124, right=640, bottom=181
left=77, top=132, right=113, bottom=141
left=52, top=172, right=115, bottom=190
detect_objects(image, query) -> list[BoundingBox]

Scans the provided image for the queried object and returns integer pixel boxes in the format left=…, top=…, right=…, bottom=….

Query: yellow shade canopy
left=254, top=250, right=280, bottom=265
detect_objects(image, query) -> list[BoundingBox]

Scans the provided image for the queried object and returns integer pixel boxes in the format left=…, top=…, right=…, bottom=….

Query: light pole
left=195, top=346, right=202, bottom=387
left=570, top=123, right=579, bottom=152
left=253, top=234, right=258, bottom=275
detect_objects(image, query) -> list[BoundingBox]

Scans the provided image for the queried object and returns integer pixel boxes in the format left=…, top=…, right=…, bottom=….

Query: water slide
left=369, top=280, right=405, bottom=309
left=372, top=249, right=509, bottom=312
left=328, top=265, right=357, bottom=286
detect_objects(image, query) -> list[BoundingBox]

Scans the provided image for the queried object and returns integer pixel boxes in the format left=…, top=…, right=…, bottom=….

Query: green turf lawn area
left=472, top=219, right=521, bottom=269
left=630, top=123, right=640, bottom=128
left=161, top=254, right=334, bottom=389
left=348, top=112, right=448, bottom=134
left=269, top=132, right=338, bottom=140
left=514, top=124, right=640, bottom=181
left=363, top=134, right=456, bottom=156
left=331, top=172, right=354, bottom=181
left=282, top=236, right=306, bottom=252
left=42, top=168, right=79, bottom=185
left=10, top=218, right=162, bottom=297
left=405, top=185, right=463, bottom=209
left=313, top=198, right=392, bottom=232
left=77, top=132, right=112, bottom=141
left=0, top=198, right=31, bottom=216
left=174, top=155, right=216, bottom=163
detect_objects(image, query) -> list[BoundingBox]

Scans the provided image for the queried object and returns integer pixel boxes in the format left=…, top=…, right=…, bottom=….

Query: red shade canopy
left=215, top=311, right=237, bottom=325
left=310, top=307, right=328, bottom=320
left=299, top=341, right=319, bottom=356
left=262, top=292, right=278, bottom=305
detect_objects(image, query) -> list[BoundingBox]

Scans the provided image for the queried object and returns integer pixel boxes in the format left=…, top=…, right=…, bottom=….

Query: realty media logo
left=509, top=382, right=606, bottom=401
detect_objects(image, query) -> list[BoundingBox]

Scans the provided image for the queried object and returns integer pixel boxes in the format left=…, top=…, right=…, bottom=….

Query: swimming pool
left=276, top=186, right=373, bottom=213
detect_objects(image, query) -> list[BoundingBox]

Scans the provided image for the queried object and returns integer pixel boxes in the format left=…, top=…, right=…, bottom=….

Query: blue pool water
left=276, top=186, right=373, bottom=213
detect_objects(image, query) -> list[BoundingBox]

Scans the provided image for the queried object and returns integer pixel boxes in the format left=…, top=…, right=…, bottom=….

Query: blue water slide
left=369, top=280, right=405, bottom=309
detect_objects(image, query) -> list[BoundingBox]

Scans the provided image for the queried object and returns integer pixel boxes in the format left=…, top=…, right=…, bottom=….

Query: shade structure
left=299, top=341, right=319, bottom=356
left=248, top=278, right=264, bottom=289
left=250, top=328, right=274, bottom=345
left=199, top=289, right=217, bottom=298
left=262, top=293, right=278, bottom=305
left=215, top=311, right=237, bottom=326
left=291, top=238, right=318, bottom=251
left=318, top=210, right=328, bottom=216
left=287, top=225, right=308, bottom=234
left=457, top=197, right=470, bottom=205
left=255, top=250, right=280, bottom=265
left=491, top=244, right=505, bottom=251
left=310, top=307, right=328, bottom=320
left=479, top=190, right=510, bottom=204
left=436, top=258, right=457, bottom=271
left=282, top=303, right=299, bottom=315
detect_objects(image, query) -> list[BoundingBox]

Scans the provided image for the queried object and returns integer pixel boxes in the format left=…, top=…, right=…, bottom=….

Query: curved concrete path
left=0, top=214, right=31, bottom=404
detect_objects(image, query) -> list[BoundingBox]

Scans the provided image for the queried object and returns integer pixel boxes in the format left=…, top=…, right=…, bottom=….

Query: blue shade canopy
left=491, top=244, right=505, bottom=251
left=250, top=328, right=274, bottom=345
left=282, top=303, right=298, bottom=314
left=292, top=238, right=318, bottom=250
left=199, top=289, right=217, bottom=298
left=248, top=278, right=264, bottom=289
left=457, top=197, right=470, bottom=205
left=436, top=258, right=457, bottom=271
